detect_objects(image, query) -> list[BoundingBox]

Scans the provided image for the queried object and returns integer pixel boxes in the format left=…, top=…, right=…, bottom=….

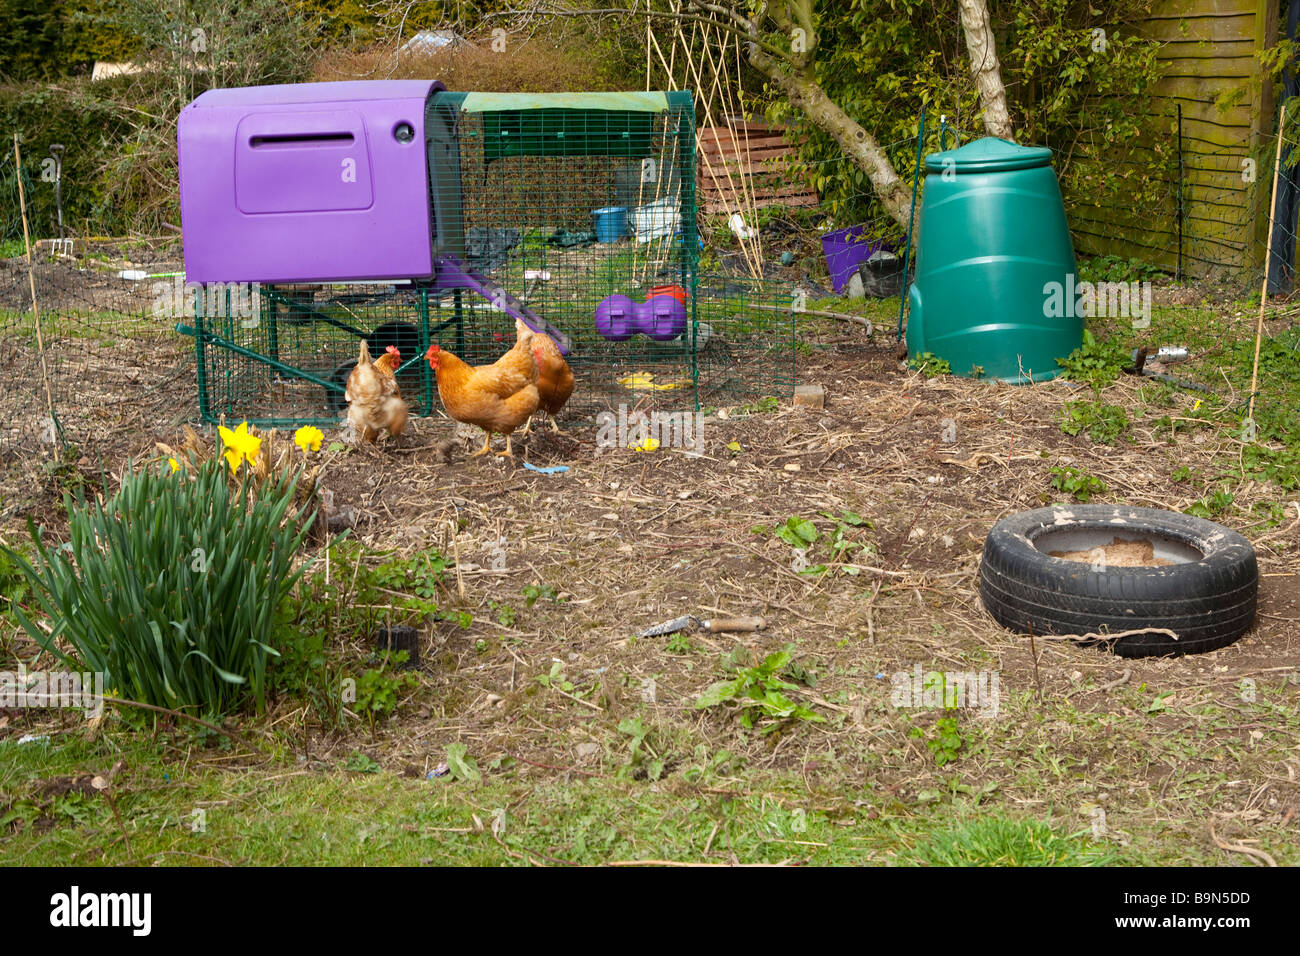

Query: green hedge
left=0, top=0, right=137, bottom=81
left=1, top=79, right=141, bottom=238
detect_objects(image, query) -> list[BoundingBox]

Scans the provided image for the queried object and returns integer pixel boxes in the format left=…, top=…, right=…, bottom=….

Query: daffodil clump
left=2, top=454, right=314, bottom=715
left=159, top=422, right=325, bottom=527
left=217, top=421, right=324, bottom=472
left=164, top=423, right=323, bottom=477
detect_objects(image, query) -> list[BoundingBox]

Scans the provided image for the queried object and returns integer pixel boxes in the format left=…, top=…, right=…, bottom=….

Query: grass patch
left=899, top=816, right=1116, bottom=867
left=0, top=732, right=1130, bottom=866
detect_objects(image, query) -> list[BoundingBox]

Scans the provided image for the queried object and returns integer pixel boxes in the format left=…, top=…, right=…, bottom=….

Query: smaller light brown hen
left=345, top=342, right=409, bottom=444
left=515, top=319, right=574, bottom=434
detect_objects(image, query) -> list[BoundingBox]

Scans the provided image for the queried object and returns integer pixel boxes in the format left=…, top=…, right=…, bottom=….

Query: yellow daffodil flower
left=630, top=436, right=661, bottom=452
left=294, top=425, right=324, bottom=454
left=218, top=421, right=262, bottom=473
left=168, top=457, right=180, bottom=473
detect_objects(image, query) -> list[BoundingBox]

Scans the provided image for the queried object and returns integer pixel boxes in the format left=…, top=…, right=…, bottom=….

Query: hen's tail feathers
left=357, top=339, right=372, bottom=367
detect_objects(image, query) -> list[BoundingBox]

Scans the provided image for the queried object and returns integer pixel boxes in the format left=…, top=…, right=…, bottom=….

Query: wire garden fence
left=3, top=99, right=1298, bottom=476
left=0, top=92, right=808, bottom=474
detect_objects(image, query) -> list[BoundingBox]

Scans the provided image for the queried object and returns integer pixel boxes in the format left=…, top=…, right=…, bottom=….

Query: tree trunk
left=747, top=46, right=914, bottom=229
left=958, top=0, right=1015, bottom=140
left=690, top=0, right=1013, bottom=229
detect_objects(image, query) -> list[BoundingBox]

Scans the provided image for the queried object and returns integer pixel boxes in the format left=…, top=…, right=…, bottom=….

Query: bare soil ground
left=2, top=287, right=1299, bottom=865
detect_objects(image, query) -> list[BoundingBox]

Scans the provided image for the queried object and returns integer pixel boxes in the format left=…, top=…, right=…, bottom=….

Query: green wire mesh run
left=191, top=274, right=799, bottom=428
left=189, top=93, right=797, bottom=428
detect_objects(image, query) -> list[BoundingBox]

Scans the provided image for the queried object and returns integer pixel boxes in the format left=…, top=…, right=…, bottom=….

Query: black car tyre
left=979, top=505, right=1257, bottom=657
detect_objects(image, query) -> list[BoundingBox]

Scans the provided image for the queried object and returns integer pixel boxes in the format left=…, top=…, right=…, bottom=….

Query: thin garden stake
left=13, top=133, right=62, bottom=448
left=674, top=18, right=761, bottom=278
left=1176, top=103, right=1184, bottom=281
left=645, top=10, right=652, bottom=91
left=634, top=31, right=674, bottom=282
left=737, top=34, right=764, bottom=269
left=897, top=109, right=926, bottom=341
left=1249, top=102, right=1286, bottom=427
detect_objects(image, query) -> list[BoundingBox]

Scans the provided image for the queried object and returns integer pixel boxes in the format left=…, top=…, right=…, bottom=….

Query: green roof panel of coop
left=433, top=91, right=691, bottom=158
left=455, top=91, right=674, bottom=113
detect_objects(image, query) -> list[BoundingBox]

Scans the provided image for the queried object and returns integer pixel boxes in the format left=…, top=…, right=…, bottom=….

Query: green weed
left=695, top=645, right=823, bottom=732
left=1049, top=465, right=1108, bottom=502
left=1059, top=399, right=1129, bottom=444
left=909, top=352, right=951, bottom=376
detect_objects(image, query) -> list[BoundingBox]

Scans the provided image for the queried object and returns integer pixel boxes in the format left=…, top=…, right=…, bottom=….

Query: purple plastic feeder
left=595, top=294, right=687, bottom=342
left=645, top=295, right=687, bottom=340
left=820, top=225, right=891, bottom=294
left=595, top=295, right=636, bottom=341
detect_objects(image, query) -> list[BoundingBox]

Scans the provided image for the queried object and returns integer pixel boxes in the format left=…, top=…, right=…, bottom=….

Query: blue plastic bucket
left=592, top=206, right=628, bottom=243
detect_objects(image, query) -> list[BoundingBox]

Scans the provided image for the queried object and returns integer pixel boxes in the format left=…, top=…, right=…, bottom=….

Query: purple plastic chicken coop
left=177, top=80, right=567, bottom=351
left=179, top=81, right=448, bottom=283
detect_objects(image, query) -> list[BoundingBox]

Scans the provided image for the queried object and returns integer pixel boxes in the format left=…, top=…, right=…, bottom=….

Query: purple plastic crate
left=179, top=80, right=443, bottom=283
left=820, top=225, right=890, bottom=293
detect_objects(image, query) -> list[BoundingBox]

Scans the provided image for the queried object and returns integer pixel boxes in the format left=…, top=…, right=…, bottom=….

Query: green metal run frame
left=179, top=90, right=796, bottom=429
left=179, top=284, right=463, bottom=428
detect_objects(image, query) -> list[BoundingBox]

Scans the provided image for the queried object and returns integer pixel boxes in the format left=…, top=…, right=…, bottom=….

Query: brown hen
left=425, top=329, right=539, bottom=458
left=345, top=342, right=408, bottom=444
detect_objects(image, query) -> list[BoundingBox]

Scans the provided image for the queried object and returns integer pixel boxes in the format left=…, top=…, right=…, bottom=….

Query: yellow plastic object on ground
left=617, top=372, right=689, bottom=391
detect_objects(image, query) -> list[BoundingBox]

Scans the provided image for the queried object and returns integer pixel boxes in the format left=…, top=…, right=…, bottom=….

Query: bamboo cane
left=13, top=133, right=60, bottom=449
left=639, top=29, right=679, bottom=283
left=648, top=23, right=758, bottom=278
left=730, top=28, right=763, bottom=267
left=1248, top=102, right=1287, bottom=428
left=675, top=19, right=761, bottom=277
left=645, top=12, right=652, bottom=91
left=698, top=18, right=762, bottom=269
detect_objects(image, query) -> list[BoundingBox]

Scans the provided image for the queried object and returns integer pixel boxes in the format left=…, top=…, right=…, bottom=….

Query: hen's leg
left=520, top=416, right=533, bottom=436
left=548, top=413, right=560, bottom=433
left=470, top=430, right=493, bottom=457
left=495, top=432, right=516, bottom=458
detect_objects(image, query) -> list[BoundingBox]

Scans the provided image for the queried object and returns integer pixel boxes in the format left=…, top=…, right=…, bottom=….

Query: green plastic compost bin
left=905, top=137, right=1080, bottom=382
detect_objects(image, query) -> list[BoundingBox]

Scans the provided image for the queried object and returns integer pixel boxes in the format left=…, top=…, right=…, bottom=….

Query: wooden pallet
left=696, top=119, right=818, bottom=215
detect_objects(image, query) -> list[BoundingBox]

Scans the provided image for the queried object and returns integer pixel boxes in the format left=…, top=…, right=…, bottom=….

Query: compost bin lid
left=924, top=136, right=1053, bottom=173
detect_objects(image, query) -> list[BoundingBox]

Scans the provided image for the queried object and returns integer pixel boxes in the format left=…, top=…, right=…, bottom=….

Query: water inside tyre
left=1035, top=529, right=1203, bottom=567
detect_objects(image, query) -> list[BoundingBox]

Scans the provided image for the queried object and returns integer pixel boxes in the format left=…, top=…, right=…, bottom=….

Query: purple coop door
left=179, top=80, right=444, bottom=284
